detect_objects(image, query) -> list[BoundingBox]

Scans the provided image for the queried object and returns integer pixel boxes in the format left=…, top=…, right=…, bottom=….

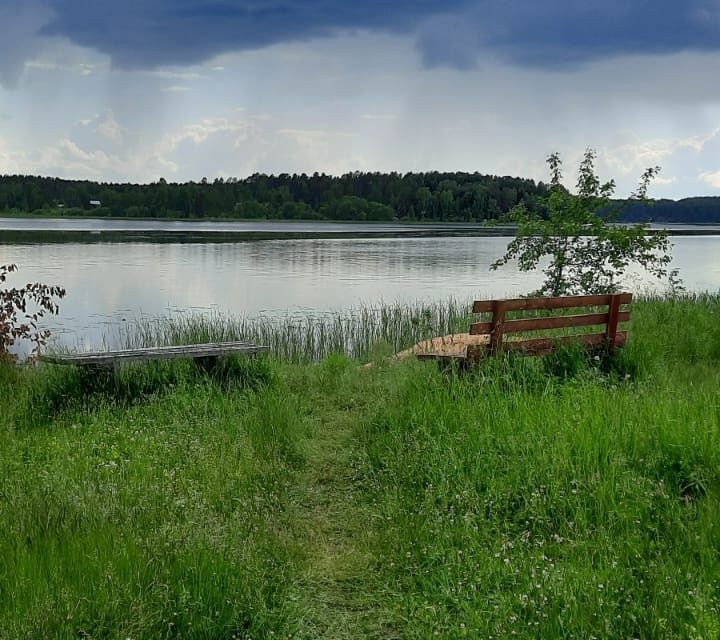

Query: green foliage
left=492, top=150, right=675, bottom=295
left=0, top=171, right=546, bottom=222
left=0, top=264, right=66, bottom=360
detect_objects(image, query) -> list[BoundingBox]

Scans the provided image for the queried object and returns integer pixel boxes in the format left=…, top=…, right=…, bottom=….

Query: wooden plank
left=416, top=352, right=467, bottom=362
left=472, top=293, right=632, bottom=314
left=470, top=310, right=630, bottom=335
left=466, top=332, right=628, bottom=359
left=40, top=344, right=269, bottom=365
left=606, top=293, right=622, bottom=353
left=488, top=301, right=507, bottom=354
left=468, top=320, right=494, bottom=336
left=40, top=341, right=269, bottom=366
left=506, top=331, right=628, bottom=356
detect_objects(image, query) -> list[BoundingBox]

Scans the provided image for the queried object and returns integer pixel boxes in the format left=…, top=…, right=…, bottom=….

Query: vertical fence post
left=489, top=301, right=506, bottom=355
left=606, top=294, right=621, bottom=353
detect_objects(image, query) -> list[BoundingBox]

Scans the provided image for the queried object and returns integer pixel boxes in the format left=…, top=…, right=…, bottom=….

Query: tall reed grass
left=112, top=299, right=472, bottom=363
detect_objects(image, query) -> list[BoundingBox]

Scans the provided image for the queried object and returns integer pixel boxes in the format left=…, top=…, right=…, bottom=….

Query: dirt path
left=288, top=390, right=398, bottom=639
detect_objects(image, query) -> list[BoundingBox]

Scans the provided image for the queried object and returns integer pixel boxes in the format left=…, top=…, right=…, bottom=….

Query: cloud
left=144, top=70, right=206, bottom=81
left=94, top=110, right=124, bottom=143
left=68, top=110, right=125, bottom=150
left=277, top=128, right=357, bottom=141
left=3, top=21, right=720, bottom=200
left=163, top=116, right=263, bottom=148
left=36, top=0, right=466, bottom=70
left=421, top=1, right=720, bottom=70
left=0, top=1, right=55, bottom=86
left=2, top=0, right=719, bottom=83
left=602, top=127, right=720, bottom=175
left=361, top=113, right=399, bottom=121
left=699, top=170, right=720, bottom=188
left=0, top=136, right=175, bottom=181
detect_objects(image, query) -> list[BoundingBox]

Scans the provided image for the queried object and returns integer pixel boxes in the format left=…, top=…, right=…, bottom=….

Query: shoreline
left=0, top=216, right=514, bottom=244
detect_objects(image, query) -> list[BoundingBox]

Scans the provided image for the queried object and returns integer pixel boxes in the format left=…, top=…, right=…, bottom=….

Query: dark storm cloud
left=419, top=1, right=720, bottom=69
left=38, top=0, right=468, bottom=68
left=26, top=0, right=720, bottom=71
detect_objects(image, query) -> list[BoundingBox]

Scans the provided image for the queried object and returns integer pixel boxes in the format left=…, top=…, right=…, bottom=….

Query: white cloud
left=3, top=138, right=173, bottom=181
left=678, top=127, right=720, bottom=152
left=24, top=59, right=100, bottom=77
left=603, top=127, right=720, bottom=175
left=24, top=60, right=62, bottom=71
left=94, top=110, right=124, bottom=144
left=361, top=113, right=398, bottom=121
left=164, top=116, right=262, bottom=148
left=699, top=170, right=720, bottom=189
left=143, top=70, right=206, bottom=81
left=277, top=128, right=357, bottom=141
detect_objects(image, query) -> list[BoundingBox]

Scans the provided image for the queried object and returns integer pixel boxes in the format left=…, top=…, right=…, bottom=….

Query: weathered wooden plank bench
left=40, top=341, right=269, bottom=371
left=417, top=293, right=632, bottom=365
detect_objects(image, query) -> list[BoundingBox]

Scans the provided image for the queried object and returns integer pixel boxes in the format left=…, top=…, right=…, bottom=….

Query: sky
left=1, top=0, right=720, bottom=199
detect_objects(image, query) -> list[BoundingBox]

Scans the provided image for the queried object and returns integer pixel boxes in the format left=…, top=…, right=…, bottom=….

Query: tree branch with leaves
left=1, top=264, right=66, bottom=362
left=491, top=149, right=677, bottom=296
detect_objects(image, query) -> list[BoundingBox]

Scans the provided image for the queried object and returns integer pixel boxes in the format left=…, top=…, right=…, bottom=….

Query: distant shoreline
left=2, top=216, right=719, bottom=245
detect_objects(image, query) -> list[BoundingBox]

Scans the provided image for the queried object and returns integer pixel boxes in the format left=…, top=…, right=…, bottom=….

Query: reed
left=112, top=298, right=472, bottom=363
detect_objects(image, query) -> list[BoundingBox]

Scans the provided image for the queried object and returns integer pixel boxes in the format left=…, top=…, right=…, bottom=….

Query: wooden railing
left=467, top=293, right=632, bottom=359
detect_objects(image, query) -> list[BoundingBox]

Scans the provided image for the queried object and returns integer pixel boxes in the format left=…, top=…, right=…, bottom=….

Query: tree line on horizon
left=1, top=172, right=719, bottom=223
left=0, top=172, right=547, bottom=221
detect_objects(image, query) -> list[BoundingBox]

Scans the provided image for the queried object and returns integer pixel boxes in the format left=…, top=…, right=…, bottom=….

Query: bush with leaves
left=0, top=264, right=66, bottom=361
left=491, top=149, right=677, bottom=296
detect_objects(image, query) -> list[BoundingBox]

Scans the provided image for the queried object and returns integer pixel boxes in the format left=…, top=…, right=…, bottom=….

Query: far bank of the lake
left=3, top=215, right=720, bottom=240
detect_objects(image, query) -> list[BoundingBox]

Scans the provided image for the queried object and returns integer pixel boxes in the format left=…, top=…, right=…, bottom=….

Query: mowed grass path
left=2, top=296, right=720, bottom=638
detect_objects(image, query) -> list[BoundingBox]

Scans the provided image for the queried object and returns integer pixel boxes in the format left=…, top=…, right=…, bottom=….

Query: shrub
left=0, top=264, right=66, bottom=361
left=491, top=150, right=676, bottom=295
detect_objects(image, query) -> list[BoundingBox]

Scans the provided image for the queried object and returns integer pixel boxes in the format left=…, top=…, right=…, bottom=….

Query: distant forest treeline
left=0, top=172, right=545, bottom=221
left=620, top=198, right=720, bottom=224
left=1, top=173, right=719, bottom=223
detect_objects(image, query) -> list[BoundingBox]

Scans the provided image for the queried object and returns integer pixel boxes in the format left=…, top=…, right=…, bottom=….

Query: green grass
left=1, top=295, right=720, bottom=638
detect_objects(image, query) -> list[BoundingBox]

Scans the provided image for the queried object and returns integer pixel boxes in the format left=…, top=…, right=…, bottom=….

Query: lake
left=2, top=218, right=720, bottom=351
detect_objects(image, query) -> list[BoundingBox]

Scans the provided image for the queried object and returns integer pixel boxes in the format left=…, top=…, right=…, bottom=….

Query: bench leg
left=436, top=357, right=472, bottom=375
left=84, top=363, right=115, bottom=377
left=195, top=356, right=219, bottom=374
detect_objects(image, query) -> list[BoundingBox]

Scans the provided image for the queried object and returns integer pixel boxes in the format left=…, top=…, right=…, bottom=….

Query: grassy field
left=1, top=296, right=719, bottom=638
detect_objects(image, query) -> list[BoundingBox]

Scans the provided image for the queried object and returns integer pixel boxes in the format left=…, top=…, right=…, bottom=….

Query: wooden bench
left=40, top=341, right=269, bottom=371
left=417, top=293, right=632, bottom=364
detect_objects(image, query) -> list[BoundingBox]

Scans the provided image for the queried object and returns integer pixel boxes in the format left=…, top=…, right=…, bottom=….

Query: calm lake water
left=2, top=218, right=720, bottom=351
